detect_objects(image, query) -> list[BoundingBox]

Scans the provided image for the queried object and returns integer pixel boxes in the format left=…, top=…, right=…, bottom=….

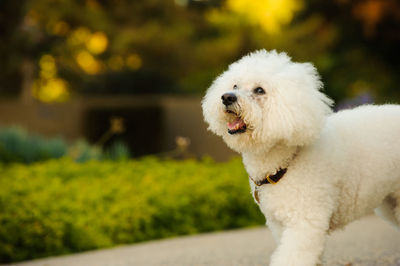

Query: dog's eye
left=253, top=87, right=265, bottom=95
left=233, top=85, right=238, bottom=90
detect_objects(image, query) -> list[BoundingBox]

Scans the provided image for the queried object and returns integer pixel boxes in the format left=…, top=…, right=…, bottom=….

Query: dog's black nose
left=221, top=93, right=237, bottom=106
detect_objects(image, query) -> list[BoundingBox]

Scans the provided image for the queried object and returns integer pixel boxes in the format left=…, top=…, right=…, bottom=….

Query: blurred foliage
left=0, top=157, right=264, bottom=262
left=0, top=127, right=130, bottom=163
left=0, top=127, right=67, bottom=163
left=103, top=140, right=130, bottom=161
left=0, top=0, right=399, bottom=103
left=67, top=139, right=103, bottom=163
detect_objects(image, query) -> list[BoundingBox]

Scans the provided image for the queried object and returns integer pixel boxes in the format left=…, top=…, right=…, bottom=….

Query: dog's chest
left=252, top=184, right=297, bottom=223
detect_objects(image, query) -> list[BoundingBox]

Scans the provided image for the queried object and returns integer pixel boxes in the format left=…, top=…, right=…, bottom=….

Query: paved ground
left=5, top=216, right=400, bottom=266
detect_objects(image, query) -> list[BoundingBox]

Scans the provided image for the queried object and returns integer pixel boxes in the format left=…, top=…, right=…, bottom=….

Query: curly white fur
left=202, top=50, right=400, bottom=266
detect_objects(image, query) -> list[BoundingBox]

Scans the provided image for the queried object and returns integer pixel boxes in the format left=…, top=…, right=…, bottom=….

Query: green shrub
left=0, top=127, right=67, bottom=163
left=0, top=157, right=264, bottom=263
left=0, top=127, right=131, bottom=163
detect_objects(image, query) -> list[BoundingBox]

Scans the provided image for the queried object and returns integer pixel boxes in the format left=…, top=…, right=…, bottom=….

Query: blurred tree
left=208, top=0, right=400, bottom=104
left=298, top=0, right=400, bottom=103
left=0, top=0, right=29, bottom=98
left=0, top=0, right=399, bottom=103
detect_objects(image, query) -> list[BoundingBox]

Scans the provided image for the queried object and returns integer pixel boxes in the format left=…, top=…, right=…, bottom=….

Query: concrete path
left=5, top=216, right=400, bottom=266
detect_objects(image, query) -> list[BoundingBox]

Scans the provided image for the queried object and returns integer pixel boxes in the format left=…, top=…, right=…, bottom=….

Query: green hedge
left=0, top=157, right=264, bottom=263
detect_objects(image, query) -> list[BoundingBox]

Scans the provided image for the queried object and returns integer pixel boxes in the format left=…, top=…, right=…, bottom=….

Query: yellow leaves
left=76, top=51, right=103, bottom=74
left=33, top=54, right=70, bottom=103
left=66, top=28, right=110, bottom=74
left=33, top=78, right=69, bottom=103
left=212, top=0, right=303, bottom=34
left=32, top=24, right=143, bottom=100
left=107, top=54, right=142, bottom=71
left=39, top=54, right=57, bottom=79
left=32, top=28, right=111, bottom=102
left=68, top=27, right=92, bottom=47
left=125, top=54, right=142, bottom=70
left=68, top=28, right=108, bottom=54
left=86, top=32, right=108, bottom=54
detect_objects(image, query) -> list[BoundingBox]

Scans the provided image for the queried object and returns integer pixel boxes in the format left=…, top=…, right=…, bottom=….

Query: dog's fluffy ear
left=202, top=77, right=226, bottom=136
left=257, top=62, right=333, bottom=147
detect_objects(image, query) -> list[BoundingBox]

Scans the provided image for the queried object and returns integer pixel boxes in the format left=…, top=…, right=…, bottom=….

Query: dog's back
left=320, top=104, right=400, bottom=228
left=325, top=104, right=400, bottom=172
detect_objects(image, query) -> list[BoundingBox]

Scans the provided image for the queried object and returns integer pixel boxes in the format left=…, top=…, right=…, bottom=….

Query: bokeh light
left=39, top=54, right=57, bottom=79
left=86, top=31, right=108, bottom=54
left=67, top=27, right=91, bottom=47
left=125, top=54, right=142, bottom=70
left=76, top=50, right=103, bottom=74
left=32, top=78, right=69, bottom=102
left=227, top=0, right=303, bottom=33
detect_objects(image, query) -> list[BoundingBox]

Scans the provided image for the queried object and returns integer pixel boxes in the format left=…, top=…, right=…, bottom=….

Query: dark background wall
left=0, top=96, right=235, bottom=161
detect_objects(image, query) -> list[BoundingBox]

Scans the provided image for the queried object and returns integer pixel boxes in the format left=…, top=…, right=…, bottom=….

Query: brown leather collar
left=250, top=149, right=298, bottom=203
left=249, top=168, right=287, bottom=186
left=251, top=168, right=287, bottom=204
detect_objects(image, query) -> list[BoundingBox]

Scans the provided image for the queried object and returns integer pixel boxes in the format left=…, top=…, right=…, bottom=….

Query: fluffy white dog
left=202, top=50, right=400, bottom=266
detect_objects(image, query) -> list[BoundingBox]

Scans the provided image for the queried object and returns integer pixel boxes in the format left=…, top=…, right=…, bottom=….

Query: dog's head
left=202, top=50, right=333, bottom=153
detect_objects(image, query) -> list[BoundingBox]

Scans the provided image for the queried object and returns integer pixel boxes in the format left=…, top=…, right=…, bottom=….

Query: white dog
left=202, top=50, right=400, bottom=266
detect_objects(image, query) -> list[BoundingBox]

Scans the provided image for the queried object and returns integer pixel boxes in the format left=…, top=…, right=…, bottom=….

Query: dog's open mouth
left=225, top=110, right=247, bottom=134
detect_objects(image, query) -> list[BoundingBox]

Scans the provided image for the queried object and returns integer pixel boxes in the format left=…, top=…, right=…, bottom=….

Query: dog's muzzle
left=221, top=93, right=247, bottom=134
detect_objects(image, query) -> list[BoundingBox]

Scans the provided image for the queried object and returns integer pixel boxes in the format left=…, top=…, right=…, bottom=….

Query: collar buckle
left=250, top=168, right=287, bottom=186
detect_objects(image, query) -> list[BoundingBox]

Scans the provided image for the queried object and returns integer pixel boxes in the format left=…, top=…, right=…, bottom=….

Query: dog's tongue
left=227, top=117, right=246, bottom=130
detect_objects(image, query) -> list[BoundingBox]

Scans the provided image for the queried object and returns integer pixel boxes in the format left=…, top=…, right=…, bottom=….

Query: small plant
left=68, top=140, right=103, bottom=162
left=104, top=140, right=130, bottom=160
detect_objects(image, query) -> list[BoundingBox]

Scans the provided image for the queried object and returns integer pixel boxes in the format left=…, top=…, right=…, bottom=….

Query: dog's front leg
left=269, top=222, right=327, bottom=266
